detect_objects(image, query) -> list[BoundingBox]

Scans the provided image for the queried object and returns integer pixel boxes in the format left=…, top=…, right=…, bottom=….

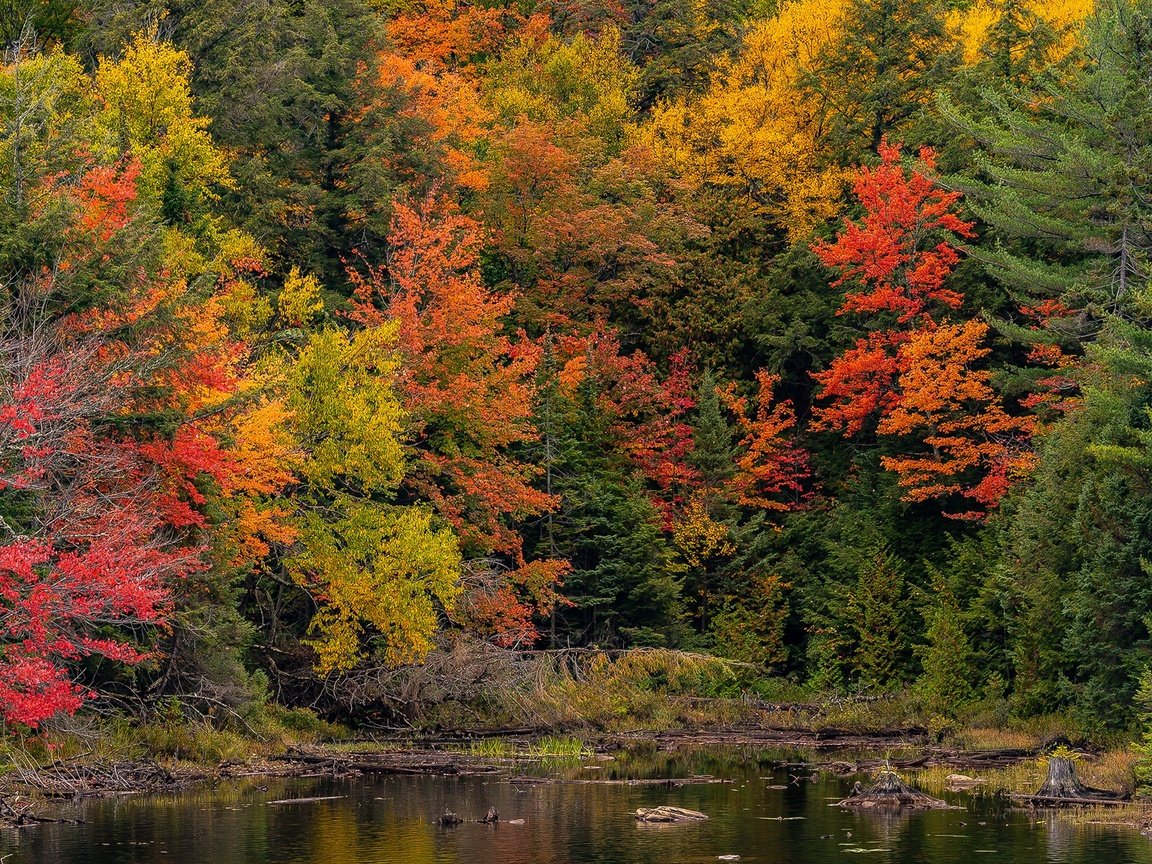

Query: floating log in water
left=635, top=806, right=709, bottom=823
left=267, top=796, right=346, bottom=805
left=1011, top=757, right=1128, bottom=807
left=509, top=775, right=731, bottom=787
left=0, top=796, right=84, bottom=828
left=834, top=770, right=953, bottom=810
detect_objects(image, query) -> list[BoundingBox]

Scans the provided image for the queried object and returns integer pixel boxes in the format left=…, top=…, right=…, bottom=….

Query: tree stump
left=1027, top=757, right=1123, bottom=803
left=635, top=806, right=709, bottom=822
left=834, top=770, right=953, bottom=810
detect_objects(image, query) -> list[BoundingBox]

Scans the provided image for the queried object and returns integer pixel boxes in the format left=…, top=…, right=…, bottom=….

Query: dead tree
left=1022, top=757, right=1126, bottom=805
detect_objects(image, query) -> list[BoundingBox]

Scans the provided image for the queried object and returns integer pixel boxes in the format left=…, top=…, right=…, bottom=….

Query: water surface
left=3, top=747, right=1148, bottom=863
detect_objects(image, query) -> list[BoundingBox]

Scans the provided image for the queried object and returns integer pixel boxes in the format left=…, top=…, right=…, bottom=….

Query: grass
left=527, top=735, right=594, bottom=758
left=468, top=738, right=517, bottom=758
left=0, top=703, right=351, bottom=775
left=463, top=735, right=594, bottom=761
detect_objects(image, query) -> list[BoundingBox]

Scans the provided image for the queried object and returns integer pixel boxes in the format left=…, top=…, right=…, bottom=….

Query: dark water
left=3, top=747, right=1150, bottom=863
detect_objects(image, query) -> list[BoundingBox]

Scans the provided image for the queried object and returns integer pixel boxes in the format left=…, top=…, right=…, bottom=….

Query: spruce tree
left=806, top=0, right=959, bottom=160
left=158, top=0, right=422, bottom=286
left=946, top=0, right=1152, bottom=341
left=529, top=374, right=686, bottom=647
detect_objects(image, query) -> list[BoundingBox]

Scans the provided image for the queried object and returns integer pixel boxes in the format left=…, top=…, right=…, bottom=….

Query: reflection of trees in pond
left=16, top=752, right=1152, bottom=864
left=848, top=806, right=914, bottom=852
left=1042, top=813, right=1077, bottom=861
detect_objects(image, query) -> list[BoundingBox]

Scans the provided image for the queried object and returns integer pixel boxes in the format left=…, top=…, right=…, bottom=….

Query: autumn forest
left=1, top=0, right=1150, bottom=744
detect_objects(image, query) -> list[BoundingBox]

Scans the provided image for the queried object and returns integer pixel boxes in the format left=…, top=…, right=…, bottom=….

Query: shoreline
left=1, top=718, right=1150, bottom=833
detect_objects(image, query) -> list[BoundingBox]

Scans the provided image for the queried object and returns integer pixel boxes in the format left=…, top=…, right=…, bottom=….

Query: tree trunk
left=1031, top=757, right=1122, bottom=801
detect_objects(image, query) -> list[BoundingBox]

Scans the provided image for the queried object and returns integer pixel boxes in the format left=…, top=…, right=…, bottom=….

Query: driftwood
left=834, top=771, right=953, bottom=810
left=814, top=746, right=1040, bottom=777
left=509, top=775, right=732, bottom=787
left=270, top=752, right=501, bottom=777
left=7, top=758, right=201, bottom=798
left=267, top=796, right=346, bottom=805
left=635, top=806, right=709, bottom=822
left=1012, top=757, right=1128, bottom=807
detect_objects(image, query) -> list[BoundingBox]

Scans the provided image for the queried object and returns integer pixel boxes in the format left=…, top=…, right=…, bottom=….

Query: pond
left=2, top=747, right=1149, bottom=863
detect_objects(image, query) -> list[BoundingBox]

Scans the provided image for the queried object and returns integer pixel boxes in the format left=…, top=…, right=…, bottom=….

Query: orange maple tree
left=720, top=371, right=812, bottom=512
left=813, top=141, right=1033, bottom=517
left=350, top=192, right=566, bottom=647
left=878, top=321, right=1036, bottom=519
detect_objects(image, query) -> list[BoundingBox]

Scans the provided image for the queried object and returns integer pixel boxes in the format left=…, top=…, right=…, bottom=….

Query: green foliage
left=163, top=0, right=412, bottom=284
left=1132, top=666, right=1152, bottom=796
left=916, top=569, right=976, bottom=714
left=806, top=0, right=959, bottom=158
left=531, top=373, right=686, bottom=648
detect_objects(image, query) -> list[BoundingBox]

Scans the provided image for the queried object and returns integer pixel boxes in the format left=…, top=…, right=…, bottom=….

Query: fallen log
left=267, top=796, right=346, bottom=805
left=0, top=796, right=84, bottom=827
left=1011, top=793, right=1133, bottom=807
left=270, top=753, right=500, bottom=776
left=509, top=775, right=732, bottom=786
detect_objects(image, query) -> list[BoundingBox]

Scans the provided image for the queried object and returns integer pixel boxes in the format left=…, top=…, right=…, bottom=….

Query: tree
left=805, top=0, right=959, bottom=160
left=641, top=0, right=851, bottom=242
left=350, top=193, right=565, bottom=648
left=916, top=569, right=976, bottom=713
left=527, top=355, right=685, bottom=647
left=813, top=142, right=1032, bottom=516
left=847, top=545, right=911, bottom=689
left=945, top=0, right=1152, bottom=341
left=720, top=371, right=811, bottom=512
left=0, top=44, right=257, bottom=724
left=158, top=0, right=404, bottom=284
left=879, top=321, right=1036, bottom=518
left=281, top=327, right=462, bottom=674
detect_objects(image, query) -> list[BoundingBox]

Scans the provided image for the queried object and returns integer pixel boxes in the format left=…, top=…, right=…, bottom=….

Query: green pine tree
left=944, top=0, right=1152, bottom=344
left=805, top=0, right=960, bottom=160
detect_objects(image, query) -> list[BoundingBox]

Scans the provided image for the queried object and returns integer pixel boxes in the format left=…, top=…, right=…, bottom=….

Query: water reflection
left=2, top=747, right=1150, bottom=864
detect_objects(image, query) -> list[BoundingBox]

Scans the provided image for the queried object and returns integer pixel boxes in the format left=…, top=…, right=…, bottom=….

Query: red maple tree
left=812, top=141, right=1033, bottom=517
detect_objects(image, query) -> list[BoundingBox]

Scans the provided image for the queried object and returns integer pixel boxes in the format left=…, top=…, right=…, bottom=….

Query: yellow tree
left=639, top=0, right=850, bottom=241
left=281, top=326, right=462, bottom=674
left=94, top=29, right=231, bottom=225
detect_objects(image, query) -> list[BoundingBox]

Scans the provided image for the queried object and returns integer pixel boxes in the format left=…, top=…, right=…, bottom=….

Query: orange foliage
left=878, top=321, right=1037, bottom=519
left=813, top=141, right=1033, bottom=517
left=720, top=371, right=811, bottom=512
left=350, top=192, right=566, bottom=643
left=386, top=0, right=541, bottom=74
